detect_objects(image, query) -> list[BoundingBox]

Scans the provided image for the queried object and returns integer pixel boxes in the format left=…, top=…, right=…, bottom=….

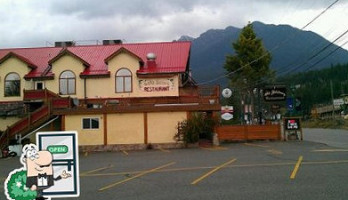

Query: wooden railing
left=179, top=85, right=220, bottom=97
left=216, top=124, right=281, bottom=141
left=52, top=97, right=71, bottom=109
left=84, top=85, right=220, bottom=107
left=0, top=105, right=51, bottom=147
left=23, top=89, right=59, bottom=102
left=0, top=89, right=72, bottom=147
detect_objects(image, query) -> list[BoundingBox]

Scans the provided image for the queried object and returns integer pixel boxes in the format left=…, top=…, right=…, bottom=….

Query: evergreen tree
left=224, top=22, right=274, bottom=124
left=224, top=22, right=273, bottom=89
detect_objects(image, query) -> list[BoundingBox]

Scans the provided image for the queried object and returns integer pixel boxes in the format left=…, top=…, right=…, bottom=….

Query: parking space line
left=200, top=146, right=228, bottom=151
left=290, top=156, right=303, bottom=179
left=159, top=147, right=171, bottom=153
left=303, top=160, right=348, bottom=165
left=267, top=149, right=283, bottom=155
left=98, top=162, right=175, bottom=191
left=244, top=143, right=270, bottom=148
left=191, top=158, right=236, bottom=185
left=80, top=159, right=348, bottom=179
left=312, top=149, right=348, bottom=152
left=81, top=165, right=114, bottom=175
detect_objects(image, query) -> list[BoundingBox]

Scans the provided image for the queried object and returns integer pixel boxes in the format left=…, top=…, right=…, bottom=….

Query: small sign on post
left=283, top=117, right=303, bottom=141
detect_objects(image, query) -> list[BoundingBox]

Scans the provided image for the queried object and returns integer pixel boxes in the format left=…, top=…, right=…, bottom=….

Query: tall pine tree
left=224, top=22, right=273, bottom=89
left=224, top=22, right=274, bottom=124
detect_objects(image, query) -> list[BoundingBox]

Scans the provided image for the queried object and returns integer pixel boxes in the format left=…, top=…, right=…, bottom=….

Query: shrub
left=174, top=112, right=218, bottom=145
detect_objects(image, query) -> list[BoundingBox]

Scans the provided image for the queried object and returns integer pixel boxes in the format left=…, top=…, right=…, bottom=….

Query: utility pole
left=257, top=87, right=262, bottom=124
left=331, top=80, right=335, bottom=119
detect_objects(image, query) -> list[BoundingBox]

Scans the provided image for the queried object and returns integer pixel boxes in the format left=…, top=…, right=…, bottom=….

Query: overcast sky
left=1, top=0, right=348, bottom=49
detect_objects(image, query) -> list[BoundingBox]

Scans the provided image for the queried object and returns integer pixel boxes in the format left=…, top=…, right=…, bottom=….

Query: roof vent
left=146, top=53, right=157, bottom=68
left=146, top=52, right=157, bottom=61
left=55, top=41, right=75, bottom=47
left=103, top=40, right=123, bottom=45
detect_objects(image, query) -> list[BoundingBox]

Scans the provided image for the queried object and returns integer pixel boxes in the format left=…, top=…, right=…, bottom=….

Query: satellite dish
left=222, top=88, right=232, bottom=98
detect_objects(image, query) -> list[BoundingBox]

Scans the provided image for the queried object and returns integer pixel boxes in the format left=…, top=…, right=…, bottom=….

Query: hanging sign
left=263, top=86, right=286, bottom=101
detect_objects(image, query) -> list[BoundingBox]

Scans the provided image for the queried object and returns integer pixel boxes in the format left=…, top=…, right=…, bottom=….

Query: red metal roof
left=0, top=47, right=62, bottom=79
left=0, top=41, right=191, bottom=79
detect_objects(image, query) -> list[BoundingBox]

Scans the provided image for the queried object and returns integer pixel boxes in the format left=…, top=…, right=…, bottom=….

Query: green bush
left=174, top=112, right=218, bottom=145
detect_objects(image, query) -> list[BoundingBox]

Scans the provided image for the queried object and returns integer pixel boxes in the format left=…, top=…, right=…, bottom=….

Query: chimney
left=103, top=40, right=122, bottom=45
left=146, top=53, right=157, bottom=68
left=55, top=41, right=75, bottom=47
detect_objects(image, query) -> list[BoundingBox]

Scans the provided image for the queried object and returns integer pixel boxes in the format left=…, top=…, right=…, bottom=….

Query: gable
left=0, top=56, right=32, bottom=75
left=105, top=47, right=143, bottom=65
left=50, top=54, right=86, bottom=77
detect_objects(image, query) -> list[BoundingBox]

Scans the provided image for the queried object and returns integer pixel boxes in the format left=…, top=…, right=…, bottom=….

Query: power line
left=279, top=28, right=348, bottom=75
left=197, top=0, right=341, bottom=85
left=244, top=38, right=348, bottom=90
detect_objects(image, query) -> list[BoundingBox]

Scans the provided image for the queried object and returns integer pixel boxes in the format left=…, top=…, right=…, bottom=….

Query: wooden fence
left=216, top=124, right=281, bottom=141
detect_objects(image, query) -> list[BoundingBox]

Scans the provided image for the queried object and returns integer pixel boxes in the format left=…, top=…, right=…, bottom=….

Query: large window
left=82, top=118, right=99, bottom=130
left=116, top=68, right=132, bottom=93
left=59, top=70, right=76, bottom=95
left=5, top=73, right=20, bottom=97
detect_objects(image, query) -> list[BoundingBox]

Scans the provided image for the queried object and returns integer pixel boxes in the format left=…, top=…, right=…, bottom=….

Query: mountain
left=180, top=21, right=348, bottom=86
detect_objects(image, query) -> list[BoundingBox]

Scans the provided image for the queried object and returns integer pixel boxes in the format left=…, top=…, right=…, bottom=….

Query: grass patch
left=302, top=118, right=348, bottom=130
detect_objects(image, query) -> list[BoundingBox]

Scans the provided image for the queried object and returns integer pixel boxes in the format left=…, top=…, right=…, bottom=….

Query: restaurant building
left=0, top=41, right=220, bottom=151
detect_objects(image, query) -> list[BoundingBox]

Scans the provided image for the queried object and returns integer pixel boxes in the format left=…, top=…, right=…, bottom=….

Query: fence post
left=28, top=105, right=31, bottom=130
left=45, top=88, right=48, bottom=104
left=244, top=125, right=248, bottom=140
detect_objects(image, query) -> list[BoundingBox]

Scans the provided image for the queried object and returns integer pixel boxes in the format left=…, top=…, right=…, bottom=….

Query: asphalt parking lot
left=1, top=139, right=348, bottom=200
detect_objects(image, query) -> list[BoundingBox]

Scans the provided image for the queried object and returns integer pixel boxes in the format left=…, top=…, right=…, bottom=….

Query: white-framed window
left=82, top=118, right=100, bottom=130
left=115, top=68, right=132, bottom=93
left=35, top=81, right=45, bottom=90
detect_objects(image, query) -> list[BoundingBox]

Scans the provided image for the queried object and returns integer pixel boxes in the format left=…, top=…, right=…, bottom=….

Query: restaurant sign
left=139, top=79, right=175, bottom=92
left=263, top=86, right=287, bottom=101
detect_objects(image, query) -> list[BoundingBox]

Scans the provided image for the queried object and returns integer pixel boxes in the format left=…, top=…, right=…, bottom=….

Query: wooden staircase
left=0, top=89, right=72, bottom=149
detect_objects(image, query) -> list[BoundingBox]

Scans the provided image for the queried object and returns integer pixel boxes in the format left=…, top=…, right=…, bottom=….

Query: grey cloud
left=48, top=0, right=201, bottom=19
left=47, top=0, right=332, bottom=19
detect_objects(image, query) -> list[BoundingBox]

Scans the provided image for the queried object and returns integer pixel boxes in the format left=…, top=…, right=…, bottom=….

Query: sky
left=0, top=0, right=348, bottom=49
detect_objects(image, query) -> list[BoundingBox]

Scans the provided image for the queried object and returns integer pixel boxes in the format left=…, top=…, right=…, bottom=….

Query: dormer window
left=115, top=68, right=132, bottom=93
left=5, top=72, right=20, bottom=97
left=59, top=70, right=76, bottom=95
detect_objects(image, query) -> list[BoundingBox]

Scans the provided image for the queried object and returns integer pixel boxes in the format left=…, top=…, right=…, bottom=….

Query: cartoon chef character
left=21, top=144, right=71, bottom=200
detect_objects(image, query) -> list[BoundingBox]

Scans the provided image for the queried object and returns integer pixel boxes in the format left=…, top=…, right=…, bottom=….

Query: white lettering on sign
left=139, top=79, right=174, bottom=92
